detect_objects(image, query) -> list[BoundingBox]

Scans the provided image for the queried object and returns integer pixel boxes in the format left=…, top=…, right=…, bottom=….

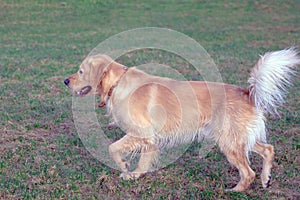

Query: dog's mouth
left=76, top=86, right=92, bottom=97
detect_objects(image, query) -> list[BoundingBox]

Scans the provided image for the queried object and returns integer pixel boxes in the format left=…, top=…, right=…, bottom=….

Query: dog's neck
left=98, top=66, right=128, bottom=108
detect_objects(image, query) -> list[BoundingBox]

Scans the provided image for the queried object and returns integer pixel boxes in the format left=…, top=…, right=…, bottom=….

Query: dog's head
left=64, top=54, right=127, bottom=105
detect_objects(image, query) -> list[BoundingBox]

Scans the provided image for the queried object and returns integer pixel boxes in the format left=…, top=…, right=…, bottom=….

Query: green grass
left=1, top=0, right=299, bottom=199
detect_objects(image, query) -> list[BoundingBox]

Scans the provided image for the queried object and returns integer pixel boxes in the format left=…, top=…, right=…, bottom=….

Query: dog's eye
left=79, top=70, right=83, bottom=75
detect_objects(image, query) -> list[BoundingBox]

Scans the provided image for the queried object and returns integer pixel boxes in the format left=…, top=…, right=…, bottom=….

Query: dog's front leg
left=108, top=135, right=133, bottom=173
left=109, top=135, right=158, bottom=180
left=124, top=143, right=158, bottom=179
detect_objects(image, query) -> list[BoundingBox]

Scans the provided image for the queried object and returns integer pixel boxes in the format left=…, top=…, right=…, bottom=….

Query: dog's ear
left=100, top=60, right=126, bottom=90
left=98, top=59, right=127, bottom=102
left=107, top=60, right=127, bottom=80
left=89, top=55, right=112, bottom=87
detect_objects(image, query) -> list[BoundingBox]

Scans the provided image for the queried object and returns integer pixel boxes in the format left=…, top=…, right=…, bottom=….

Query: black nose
left=64, top=78, right=70, bottom=86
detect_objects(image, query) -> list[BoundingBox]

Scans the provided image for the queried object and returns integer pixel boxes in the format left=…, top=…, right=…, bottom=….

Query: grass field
left=1, top=0, right=299, bottom=199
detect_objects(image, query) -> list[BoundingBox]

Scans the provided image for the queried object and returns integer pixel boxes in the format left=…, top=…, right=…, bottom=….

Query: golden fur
left=64, top=49, right=299, bottom=191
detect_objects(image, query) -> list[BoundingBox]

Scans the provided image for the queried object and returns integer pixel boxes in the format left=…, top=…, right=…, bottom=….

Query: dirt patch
left=0, top=119, right=75, bottom=151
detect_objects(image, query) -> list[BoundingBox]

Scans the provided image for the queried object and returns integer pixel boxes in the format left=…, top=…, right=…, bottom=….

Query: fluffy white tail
left=248, top=47, right=300, bottom=116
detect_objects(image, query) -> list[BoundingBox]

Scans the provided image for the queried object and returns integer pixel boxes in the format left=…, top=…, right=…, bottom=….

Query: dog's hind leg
left=223, top=147, right=256, bottom=192
left=252, top=141, right=274, bottom=188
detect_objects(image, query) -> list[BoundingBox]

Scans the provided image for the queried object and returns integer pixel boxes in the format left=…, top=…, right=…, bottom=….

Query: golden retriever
left=64, top=48, right=299, bottom=191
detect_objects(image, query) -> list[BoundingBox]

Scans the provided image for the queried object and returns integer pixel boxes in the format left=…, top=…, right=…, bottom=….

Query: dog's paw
left=118, top=160, right=130, bottom=173
left=224, top=188, right=233, bottom=193
left=225, top=187, right=238, bottom=193
left=262, top=175, right=271, bottom=188
left=120, top=172, right=141, bottom=180
left=225, top=185, right=245, bottom=192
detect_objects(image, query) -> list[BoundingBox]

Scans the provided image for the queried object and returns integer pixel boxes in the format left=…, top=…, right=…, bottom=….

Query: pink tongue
left=80, top=86, right=92, bottom=95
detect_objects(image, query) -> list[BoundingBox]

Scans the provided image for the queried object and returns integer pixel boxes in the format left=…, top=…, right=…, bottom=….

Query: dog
left=64, top=48, right=299, bottom=191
